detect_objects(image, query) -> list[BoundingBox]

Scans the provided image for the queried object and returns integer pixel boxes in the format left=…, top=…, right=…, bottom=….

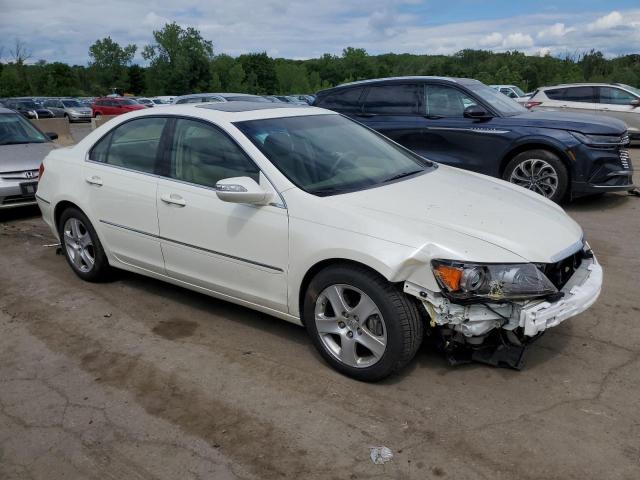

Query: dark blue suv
left=314, top=77, right=634, bottom=202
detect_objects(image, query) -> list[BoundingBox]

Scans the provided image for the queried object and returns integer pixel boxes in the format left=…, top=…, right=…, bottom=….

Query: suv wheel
left=303, top=264, right=423, bottom=381
left=58, top=208, right=111, bottom=282
left=503, top=149, right=568, bottom=203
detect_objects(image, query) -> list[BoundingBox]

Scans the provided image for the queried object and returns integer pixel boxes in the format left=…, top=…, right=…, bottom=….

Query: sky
left=0, top=0, right=639, bottom=65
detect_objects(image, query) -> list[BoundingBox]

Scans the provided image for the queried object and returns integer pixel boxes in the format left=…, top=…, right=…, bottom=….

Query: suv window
left=425, top=84, right=478, bottom=117
left=546, top=86, right=595, bottom=103
left=599, top=87, right=637, bottom=105
left=168, top=118, right=259, bottom=188
left=89, top=117, right=167, bottom=174
left=362, top=84, right=422, bottom=114
left=316, top=88, right=364, bottom=113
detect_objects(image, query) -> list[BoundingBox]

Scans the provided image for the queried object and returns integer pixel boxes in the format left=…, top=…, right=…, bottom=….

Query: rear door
left=84, top=116, right=169, bottom=273
left=543, top=86, right=597, bottom=114
left=597, top=86, right=640, bottom=133
left=358, top=83, right=426, bottom=155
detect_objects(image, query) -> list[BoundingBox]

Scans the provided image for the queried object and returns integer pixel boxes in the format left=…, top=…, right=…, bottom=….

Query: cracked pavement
left=0, top=140, right=638, bottom=479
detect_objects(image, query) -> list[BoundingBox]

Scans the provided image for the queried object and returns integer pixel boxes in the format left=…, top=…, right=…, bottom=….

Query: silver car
left=43, top=98, right=93, bottom=122
left=0, top=108, right=57, bottom=209
left=526, top=83, right=640, bottom=140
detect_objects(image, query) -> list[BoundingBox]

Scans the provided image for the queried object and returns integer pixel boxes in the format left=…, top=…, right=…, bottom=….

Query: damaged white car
left=36, top=102, right=602, bottom=381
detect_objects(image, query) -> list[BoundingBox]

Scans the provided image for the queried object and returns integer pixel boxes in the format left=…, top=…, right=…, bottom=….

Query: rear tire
left=58, top=208, right=111, bottom=282
left=503, top=149, right=569, bottom=203
left=303, top=264, right=423, bottom=382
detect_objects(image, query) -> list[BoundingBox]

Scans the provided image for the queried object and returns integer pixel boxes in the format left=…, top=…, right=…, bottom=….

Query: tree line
left=1, top=22, right=639, bottom=98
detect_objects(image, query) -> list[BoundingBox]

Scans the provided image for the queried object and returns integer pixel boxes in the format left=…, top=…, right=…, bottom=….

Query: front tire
left=58, top=208, right=111, bottom=282
left=304, top=264, right=423, bottom=382
left=503, top=149, right=569, bottom=203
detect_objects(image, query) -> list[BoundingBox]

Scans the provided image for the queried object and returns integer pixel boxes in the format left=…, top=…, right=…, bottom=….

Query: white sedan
left=35, top=102, right=602, bottom=380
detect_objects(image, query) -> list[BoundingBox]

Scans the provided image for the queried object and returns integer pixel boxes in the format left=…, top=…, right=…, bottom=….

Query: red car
left=92, top=97, right=146, bottom=117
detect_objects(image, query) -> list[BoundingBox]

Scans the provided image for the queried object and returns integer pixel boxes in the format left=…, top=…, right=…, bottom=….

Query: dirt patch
left=152, top=318, right=198, bottom=340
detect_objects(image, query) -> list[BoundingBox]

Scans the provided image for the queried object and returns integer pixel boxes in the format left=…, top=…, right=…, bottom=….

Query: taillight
left=525, top=101, right=542, bottom=110
left=38, top=162, right=45, bottom=182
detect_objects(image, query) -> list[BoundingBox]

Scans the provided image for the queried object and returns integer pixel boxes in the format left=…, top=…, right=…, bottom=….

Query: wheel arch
left=499, top=141, right=573, bottom=179
left=297, top=258, right=398, bottom=325
left=53, top=200, right=85, bottom=231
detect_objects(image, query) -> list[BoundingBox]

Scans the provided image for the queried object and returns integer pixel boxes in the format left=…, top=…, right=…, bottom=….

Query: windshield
left=0, top=113, right=48, bottom=145
left=119, top=99, right=138, bottom=105
left=512, top=86, right=526, bottom=97
left=17, top=101, right=39, bottom=109
left=619, top=84, right=640, bottom=97
left=227, top=96, right=271, bottom=103
left=466, top=83, right=527, bottom=116
left=62, top=100, right=82, bottom=108
left=235, top=114, right=434, bottom=196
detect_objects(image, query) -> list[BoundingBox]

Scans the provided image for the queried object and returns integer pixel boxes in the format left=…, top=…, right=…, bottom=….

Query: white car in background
left=525, top=83, right=640, bottom=140
left=490, top=84, right=531, bottom=104
left=35, top=102, right=602, bottom=380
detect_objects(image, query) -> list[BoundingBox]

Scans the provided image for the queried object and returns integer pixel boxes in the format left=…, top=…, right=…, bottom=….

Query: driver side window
left=425, top=85, right=477, bottom=117
left=168, top=119, right=260, bottom=189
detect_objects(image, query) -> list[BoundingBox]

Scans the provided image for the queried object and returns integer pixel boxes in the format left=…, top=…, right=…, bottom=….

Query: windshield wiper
left=0, top=140, right=35, bottom=145
left=381, top=170, right=423, bottom=183
left=310, top=187, right=346, bottom=197
left=423, top=114, right=443, bottom=119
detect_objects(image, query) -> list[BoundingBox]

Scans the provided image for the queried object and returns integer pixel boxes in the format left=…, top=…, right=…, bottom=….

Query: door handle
left=160, top=193, right=186, bottom=207
left=85, top=175, right=103, bottom=186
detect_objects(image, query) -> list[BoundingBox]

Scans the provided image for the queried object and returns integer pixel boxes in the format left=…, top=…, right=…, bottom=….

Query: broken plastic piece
left=370, top=446, right=393, bottom=465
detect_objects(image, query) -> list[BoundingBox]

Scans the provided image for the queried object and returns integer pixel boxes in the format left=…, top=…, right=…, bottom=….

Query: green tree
left=238, top=52, right=277, bottom=94
left=142, top=22, right=213, bottom=95
left=88, top=36, right=136, bottom=93
left=227, top=63, right=246, bottom=91
left=127, top=64, right=145, bottom=94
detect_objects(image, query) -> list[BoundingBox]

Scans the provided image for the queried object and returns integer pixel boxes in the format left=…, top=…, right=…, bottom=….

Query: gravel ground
left=0, top=128, right=638, bottom=479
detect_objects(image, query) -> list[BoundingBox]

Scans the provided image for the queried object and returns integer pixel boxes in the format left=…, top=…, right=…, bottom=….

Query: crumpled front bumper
left=520, top=255, right=602, bottom=336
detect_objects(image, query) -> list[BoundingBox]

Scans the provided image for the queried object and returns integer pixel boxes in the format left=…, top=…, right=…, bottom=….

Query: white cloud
left=537, top=22, right=575, bottom=38
left=587, top=11, right=624, bottom=30
left=479, top=32, right=503, bottom=47
left=502, top=33, right=534, bottom=48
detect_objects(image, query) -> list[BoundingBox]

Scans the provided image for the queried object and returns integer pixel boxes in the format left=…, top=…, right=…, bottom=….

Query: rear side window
left=362, top=84, right=422, bottom=114
left=599, top=87, right=637, bottom=105
left=546, top=87, right=595, bottom=103
left=168, top=118, right=259, bottom=188
left=89, top=117, right=168, bottom=174
left=316, top=88, right=364, bottom=113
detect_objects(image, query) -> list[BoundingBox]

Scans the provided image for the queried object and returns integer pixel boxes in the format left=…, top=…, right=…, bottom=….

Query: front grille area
left=621, top=132, right=630, bottom=145
left=620, top=149, right=631, bottom=169
left=0, top=170, right=39, bottom=180
left=540, top=249, right=585, bottom=290
left=2, top=194, right=36, bottom=205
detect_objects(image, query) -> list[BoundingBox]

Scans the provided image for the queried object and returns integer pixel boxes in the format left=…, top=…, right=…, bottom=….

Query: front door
left=598, top=86, right=640, bottom=133
left=156, top=117, right=289, bottom=312
left=84, top=116, right=169, bottom=274
left=420, top=83, right=510, bottom=174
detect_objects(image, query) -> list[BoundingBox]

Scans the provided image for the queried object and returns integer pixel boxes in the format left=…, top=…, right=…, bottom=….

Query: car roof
left=538, top=83, right=630, bottom=89
left=318, top=76, right=480, bottom=94
left=100, top=101, right=331, bottom=124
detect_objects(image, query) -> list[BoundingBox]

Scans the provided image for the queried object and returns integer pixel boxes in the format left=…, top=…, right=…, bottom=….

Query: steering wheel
left=328, top=151, right=358, bottom=176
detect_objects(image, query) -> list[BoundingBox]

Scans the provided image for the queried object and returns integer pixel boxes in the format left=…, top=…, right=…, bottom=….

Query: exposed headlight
left=569, top=131, right=628, bottom=146
left=431, top=260, right=557, bottom=301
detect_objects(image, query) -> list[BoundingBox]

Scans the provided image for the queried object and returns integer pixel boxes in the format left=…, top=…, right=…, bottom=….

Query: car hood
left=318, top=166, right=583, bottom=264
left=68, top=107, right=92, bottom=113
left=504, top=110, right=627, bottom=135
left=0, top=142, right=56, bottom=172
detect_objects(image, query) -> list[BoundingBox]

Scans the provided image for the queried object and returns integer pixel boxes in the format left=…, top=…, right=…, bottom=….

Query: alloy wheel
left=63, top=218, right=95, bottom=273
left=509, top=158, right=559, bottom=198
left=314, top=284, right=387, bottom=368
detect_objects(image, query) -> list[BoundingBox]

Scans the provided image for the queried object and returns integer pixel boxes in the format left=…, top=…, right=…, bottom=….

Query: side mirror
left=464, top=105, right=491, bottom=119
left=45, top=132, right=59, bottom=140
left=215, top=177, right=272, bottom=205
left=631, top=99, right=640, bottom=108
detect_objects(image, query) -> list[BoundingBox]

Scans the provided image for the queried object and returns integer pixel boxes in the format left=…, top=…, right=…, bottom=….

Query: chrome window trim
left=83, top=114, right=287, bottom=209
left=99, top=219, right=284, bottom=272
